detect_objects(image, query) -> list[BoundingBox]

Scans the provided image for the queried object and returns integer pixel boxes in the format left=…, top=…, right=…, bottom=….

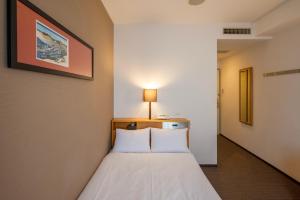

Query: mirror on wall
left=239, top=67, right=253, bottom=125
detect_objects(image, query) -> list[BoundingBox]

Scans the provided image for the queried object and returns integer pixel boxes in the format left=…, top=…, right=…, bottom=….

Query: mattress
left=78, top=153, right=221, bottom=200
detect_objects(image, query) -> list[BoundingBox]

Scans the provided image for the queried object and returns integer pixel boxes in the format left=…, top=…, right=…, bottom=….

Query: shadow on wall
left=1, top=0, right=6, bottom=70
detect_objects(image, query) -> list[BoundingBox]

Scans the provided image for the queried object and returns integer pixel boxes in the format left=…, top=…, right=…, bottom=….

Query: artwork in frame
left=7, top=0, right=94, bottom=80
left=36, top=20, right=69, bottom=68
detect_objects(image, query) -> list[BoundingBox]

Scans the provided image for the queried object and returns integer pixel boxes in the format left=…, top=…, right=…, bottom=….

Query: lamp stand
left=149, top=102, right=152, bottom=120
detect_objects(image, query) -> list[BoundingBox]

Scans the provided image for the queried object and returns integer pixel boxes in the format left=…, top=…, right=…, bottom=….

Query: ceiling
left=102, top=0, right=286, bottom=24
left=217, top=39, right=270, bottom=60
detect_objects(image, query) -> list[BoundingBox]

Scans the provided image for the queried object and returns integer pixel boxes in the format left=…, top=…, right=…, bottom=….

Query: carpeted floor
left=201, top=135, right=300, bottom=200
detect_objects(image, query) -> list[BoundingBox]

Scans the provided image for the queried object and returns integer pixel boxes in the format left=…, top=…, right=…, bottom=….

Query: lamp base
left=148, top=102, right=152, bottom=120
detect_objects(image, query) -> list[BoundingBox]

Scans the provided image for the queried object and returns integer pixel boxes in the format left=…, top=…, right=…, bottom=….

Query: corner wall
left=220, top=25, right=300, bottom=182
left=114, top=24, right=218, bottom=164
left=0, top=0, right=114, bottom=199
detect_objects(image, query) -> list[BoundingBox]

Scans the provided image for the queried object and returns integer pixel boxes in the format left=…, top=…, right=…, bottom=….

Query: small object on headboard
left=263, top=69, right=300, bottom=77
left=127, top=122, right=137, bottom=130
left=157, top=114, right=171, bottom=120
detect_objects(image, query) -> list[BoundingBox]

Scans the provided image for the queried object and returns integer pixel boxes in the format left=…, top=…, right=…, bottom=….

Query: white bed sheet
left=78, top=153, right=221, bottom=200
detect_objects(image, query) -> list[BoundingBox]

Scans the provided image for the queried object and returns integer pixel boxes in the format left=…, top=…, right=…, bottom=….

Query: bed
left=78, top=152, right=221, bottom=200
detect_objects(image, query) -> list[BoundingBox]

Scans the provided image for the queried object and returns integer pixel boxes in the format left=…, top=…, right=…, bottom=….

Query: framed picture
left=239, top=67, right=253, bottom=125
left=7, top=0, right=94, bottom=80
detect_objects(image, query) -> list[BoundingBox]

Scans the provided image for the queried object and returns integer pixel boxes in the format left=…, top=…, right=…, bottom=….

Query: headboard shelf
left=112, top=118, right=190, bottom=123
left=111, top=118, right=190, bottom=147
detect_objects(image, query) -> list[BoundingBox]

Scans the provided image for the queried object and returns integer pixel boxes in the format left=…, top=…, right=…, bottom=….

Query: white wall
left=255, top=0, right=300, bottom=36
left=220, top=25, right=300, bottom=181
left=114, top=24, right=218, bottom=164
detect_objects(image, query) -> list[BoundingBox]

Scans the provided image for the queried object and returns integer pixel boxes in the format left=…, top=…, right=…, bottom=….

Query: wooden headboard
left=111, top=118, right=190, bottom=147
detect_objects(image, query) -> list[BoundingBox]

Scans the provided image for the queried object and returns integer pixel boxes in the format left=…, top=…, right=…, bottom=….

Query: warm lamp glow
left=127, top=65, right=179, bottom=89
left=143, top=89, right=157, bottom=102
left=144, top=82, right=160, bottom=90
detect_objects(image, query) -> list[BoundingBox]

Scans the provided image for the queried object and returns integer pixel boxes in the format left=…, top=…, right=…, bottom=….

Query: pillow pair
left=113, top=128, right=189, bottom=153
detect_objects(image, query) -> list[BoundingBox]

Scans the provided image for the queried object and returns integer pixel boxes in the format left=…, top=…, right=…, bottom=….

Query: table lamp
left=143, top=89, right=157, bottom=120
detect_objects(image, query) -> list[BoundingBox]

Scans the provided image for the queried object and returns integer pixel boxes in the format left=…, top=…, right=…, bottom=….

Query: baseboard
left=200, top=164, right=218, bottom=167
left=220, top=134, right=300, bottom=184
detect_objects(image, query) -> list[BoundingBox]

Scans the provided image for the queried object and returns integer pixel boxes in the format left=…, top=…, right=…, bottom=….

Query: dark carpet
left=201, top=135, right=300, bottom=200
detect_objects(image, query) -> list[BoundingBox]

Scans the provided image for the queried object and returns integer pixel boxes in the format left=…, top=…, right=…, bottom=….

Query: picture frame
left=7, top=0, right=94, bottom=80
left=239, top=67, right=253, bottom=125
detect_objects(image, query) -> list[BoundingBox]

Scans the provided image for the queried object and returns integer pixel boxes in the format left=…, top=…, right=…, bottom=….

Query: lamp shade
left=143, top=89, right=157, bottom=102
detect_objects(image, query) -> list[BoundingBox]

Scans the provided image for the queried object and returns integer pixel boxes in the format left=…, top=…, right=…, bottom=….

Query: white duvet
left=78, top=153, right=221, bottom=200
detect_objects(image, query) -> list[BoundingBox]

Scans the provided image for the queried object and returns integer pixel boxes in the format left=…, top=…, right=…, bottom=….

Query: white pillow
left=113, top=128, right=151, bottom=153
left=151, top=128, right=189, bottom=153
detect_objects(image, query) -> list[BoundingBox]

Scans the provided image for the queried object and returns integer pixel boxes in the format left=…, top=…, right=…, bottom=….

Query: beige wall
left=220, top=25, right=300, bottom=182
left=0, top=0, right=114, bottom=199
